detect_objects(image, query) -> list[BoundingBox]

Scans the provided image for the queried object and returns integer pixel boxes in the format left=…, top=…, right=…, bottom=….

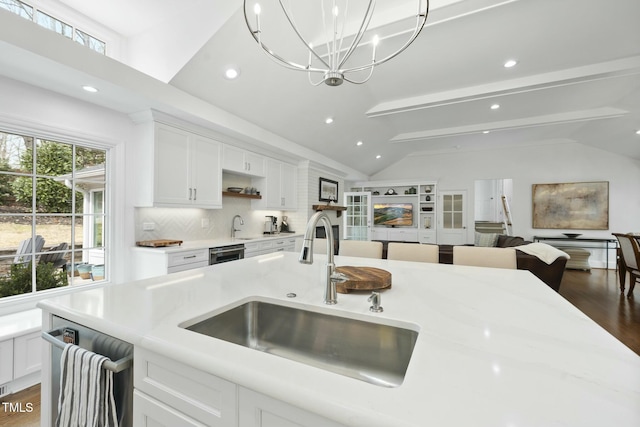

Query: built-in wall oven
left=209, top=244, right=245, bottom=265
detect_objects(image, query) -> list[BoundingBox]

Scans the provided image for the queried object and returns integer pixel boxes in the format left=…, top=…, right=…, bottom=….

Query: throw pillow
left=475, top=232, right=499, bottom=247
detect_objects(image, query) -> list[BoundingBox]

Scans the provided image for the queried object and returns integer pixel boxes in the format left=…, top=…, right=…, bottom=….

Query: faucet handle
left=330, top=271, right=348, bottom=283
left=368, top=291, right=383, bottom=313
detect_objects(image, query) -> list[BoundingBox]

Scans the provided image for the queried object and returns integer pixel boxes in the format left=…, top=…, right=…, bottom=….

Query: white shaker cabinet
left=253, top=159, right=297, bottom=210
left=222, top=145, right=266, bottom=177
left=239, top=387, right=346, bottom=427
left=134, top=121, right=222, bottom=208
left=0, top=339, right=13, bottom=385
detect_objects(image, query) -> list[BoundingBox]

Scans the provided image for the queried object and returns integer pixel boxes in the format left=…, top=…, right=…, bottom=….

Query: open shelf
left=222, top=191, right=262, bottom=199
left=312, top=204, right=348, bottom=217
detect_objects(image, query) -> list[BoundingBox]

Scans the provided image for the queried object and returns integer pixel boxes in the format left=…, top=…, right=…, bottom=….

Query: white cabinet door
left=135, top=348, right=237, bottom=427
left=154, top=123, right=222, bottom=208
left=0, top=339, right=13, bottom=384
left=154, top=124, right=191, bottom=205
left=222, top=145, right=265, bottom=177
left=280, top=162, right=297, bottom=209
left=239, top=387, right=346, bottom=427
left=191, top=135, right=222, bottom=208
left=13, top=331, right=41, bottom=378
left=258, top=159, right=297, bottom=210
left=244, top=151, right=265, bottom=177
left=134, top=390, right=203, bottom=427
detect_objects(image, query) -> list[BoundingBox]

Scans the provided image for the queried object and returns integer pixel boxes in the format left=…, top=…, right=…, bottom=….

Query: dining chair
left=612, top=233, right=640, bottom=297
left=339, top=240, right=383, bottom=259
left=295, top=238, right=329, bottom=254
left=453, top=246, right=517, bottom=269
left=387, top=242, right=439, bottom=263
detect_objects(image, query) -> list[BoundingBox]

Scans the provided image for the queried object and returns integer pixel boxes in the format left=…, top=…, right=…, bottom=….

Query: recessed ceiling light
left=325, top=117, right=334, bottom=124
left=483, top=130, right=490, bottom=134
left=82, top=85, right=98, bottom=93
left=503, top=59, right=518, bottom=68
left=636, top=129, right=640, bottom=135
left=356, top=141, right=363, bottom=146
left=376, top=154, right=381, bottom=159
left=224, top=67, right=240, bottom=79
left=490, top=104, right=500, bottom=110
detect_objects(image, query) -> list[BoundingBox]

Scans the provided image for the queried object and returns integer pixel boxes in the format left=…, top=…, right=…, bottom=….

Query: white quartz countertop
left=131, top=233, right=302, bottom=253
left=38, top=253, right=640, bottom=427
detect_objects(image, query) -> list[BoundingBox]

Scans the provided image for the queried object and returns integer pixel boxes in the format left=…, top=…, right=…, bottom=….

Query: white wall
left=371, top=142, right=640, bottom=267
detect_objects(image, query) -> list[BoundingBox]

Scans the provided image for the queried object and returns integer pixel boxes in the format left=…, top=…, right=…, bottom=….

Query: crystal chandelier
left=243, top=1, right=429, bottom=86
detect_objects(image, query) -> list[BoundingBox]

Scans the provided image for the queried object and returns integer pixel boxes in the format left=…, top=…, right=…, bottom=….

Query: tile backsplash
left=135, top=201, right=285, bottom=242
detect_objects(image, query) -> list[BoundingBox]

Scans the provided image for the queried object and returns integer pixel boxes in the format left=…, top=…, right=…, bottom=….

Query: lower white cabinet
left=134, top=348, right=237, bottom=427
left=13, top=331, right=41, bottom=378
left=134, top=390, right=204, bottom=427
left=244, top=237, right=297, bottom=258
left=0, top=339, right=13, bottom=385
left=132, top=248, right=209, bottom=280
left=134, top=349, right=346, bottom=427
left=239, top=388, right=345, bottom=427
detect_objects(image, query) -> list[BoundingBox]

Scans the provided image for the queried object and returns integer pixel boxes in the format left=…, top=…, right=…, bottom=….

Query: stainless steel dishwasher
left=42, top=315, right=133, bottom=427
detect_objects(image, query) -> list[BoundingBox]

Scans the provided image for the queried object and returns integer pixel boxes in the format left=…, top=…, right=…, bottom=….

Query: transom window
left=0, top=130, right=108, bottom=300
left=0, top=0, right=106, bottom=55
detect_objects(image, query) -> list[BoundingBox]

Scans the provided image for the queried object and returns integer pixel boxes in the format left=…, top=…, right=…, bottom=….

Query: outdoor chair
left=13, top=235, right=45, bottom=264
left=39, top=242, right=69, bottom=269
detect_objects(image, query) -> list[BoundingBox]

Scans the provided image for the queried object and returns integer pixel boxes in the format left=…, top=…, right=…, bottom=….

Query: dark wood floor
left=1, top=268, right=638, bottom=426
left=560, top=268, right=640, bottom=355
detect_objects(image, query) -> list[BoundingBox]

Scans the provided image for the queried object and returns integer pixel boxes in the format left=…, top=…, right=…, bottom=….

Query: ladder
left=501, top=195, right=513, bottom=236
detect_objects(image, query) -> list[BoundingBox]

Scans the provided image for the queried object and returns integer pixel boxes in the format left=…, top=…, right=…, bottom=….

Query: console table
left=532, top=236, right=617, bottom=269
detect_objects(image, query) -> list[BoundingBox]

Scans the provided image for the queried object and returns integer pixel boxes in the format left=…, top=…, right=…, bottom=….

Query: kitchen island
left=38, top=252, right=640, bottom=427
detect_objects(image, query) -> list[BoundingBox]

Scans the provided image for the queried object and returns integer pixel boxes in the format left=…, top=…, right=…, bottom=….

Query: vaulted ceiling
left=2, top=0, right=640, bottom=179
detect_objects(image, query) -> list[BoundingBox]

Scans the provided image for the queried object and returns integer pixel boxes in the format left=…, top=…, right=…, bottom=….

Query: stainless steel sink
left=181, top=300, right=419, bottom=387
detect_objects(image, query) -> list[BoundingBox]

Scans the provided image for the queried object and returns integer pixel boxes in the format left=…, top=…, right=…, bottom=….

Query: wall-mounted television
left=373, top=203, right=413, bottom=226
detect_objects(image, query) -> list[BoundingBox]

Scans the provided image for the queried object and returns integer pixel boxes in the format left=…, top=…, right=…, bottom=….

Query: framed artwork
left=532, top=181, right=609, bottom=229
left=319, top=177, right=339, bottom=202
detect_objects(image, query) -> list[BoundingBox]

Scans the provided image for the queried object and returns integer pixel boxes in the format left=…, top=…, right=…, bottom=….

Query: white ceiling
left=2, top=0, right=640, bottom=178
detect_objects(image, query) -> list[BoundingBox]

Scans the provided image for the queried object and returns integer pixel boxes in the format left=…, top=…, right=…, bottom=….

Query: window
left=35, top=10, right=72, bottom=39
left=74, top=29, right=106, bottom=55
left=1, top=0, right=106, bottom=54
left=0, top=130, right=108, bottom=300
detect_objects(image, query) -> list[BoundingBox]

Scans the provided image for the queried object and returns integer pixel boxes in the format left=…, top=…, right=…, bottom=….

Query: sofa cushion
left=475, top=232, right=499, bottom=247
left=496, top=235, right=531, bottom=247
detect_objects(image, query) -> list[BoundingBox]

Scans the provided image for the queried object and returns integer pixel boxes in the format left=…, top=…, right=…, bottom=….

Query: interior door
left=343, top=192, right=372, bottom=241
left=438, top=190, right=467, bottom=245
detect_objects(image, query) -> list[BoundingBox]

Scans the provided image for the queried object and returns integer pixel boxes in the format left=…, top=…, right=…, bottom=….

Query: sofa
left=438, top=235, right=568, bottom=292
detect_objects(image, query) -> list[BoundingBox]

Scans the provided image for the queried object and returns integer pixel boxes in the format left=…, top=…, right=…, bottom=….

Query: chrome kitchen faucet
left=231, top=214, right=244, bottom=238
left=299, top=212, right=347, bottom=304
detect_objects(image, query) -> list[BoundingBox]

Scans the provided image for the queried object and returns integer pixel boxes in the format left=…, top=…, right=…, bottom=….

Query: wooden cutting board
left=335, top=266, right=392, bottom=294
left=136, top=239, right=183, bottom=248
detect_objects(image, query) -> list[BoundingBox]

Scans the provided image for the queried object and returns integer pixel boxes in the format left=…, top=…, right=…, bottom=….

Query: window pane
left=0, top=0, right=33, bottom=19
left=443, top=212, right=452, bottom=229
left=36, top=140, right=73, bottom=176
left=35, top=10, right=72, bottom=38
left=1, top=175, right=33, bottom=213
left=74, top=29, right=106, bottom=55
left=36, top=177, right=74, bottom=213
left=35, top=260, right=68, bottom=292
left=0, top=217, right=34, bottom=262
left=35, top=215, right=72, bottom=249
left=0, top=260, right=34, bottom=298
left=0, top=131, right=34, bottom=173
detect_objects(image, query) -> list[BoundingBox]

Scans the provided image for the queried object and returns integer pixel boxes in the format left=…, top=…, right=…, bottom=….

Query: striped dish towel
left=56, top=344, right=118, bottom=427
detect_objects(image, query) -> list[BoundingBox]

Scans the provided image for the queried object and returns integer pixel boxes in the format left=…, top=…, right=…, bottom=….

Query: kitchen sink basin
left=181, top=300, right=419, bottom=387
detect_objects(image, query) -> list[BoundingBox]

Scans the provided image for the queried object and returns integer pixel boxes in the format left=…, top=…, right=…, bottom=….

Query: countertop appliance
left=264, top=215, right=278, bottom=234
left=43, top=315, right=133, bottom=426
left=209, top=244, right=245, bottom=264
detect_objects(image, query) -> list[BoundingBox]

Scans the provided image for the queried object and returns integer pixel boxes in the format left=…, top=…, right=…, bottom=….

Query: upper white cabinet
left=134, top=121, right=222, bottom=208
left=222, top=145, right=266, bottom=177
left=252, top=159, right=298, bottom=210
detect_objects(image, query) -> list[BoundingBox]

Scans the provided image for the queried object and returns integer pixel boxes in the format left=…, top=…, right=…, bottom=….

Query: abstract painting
left=532, top=181, right=609, bottom=229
